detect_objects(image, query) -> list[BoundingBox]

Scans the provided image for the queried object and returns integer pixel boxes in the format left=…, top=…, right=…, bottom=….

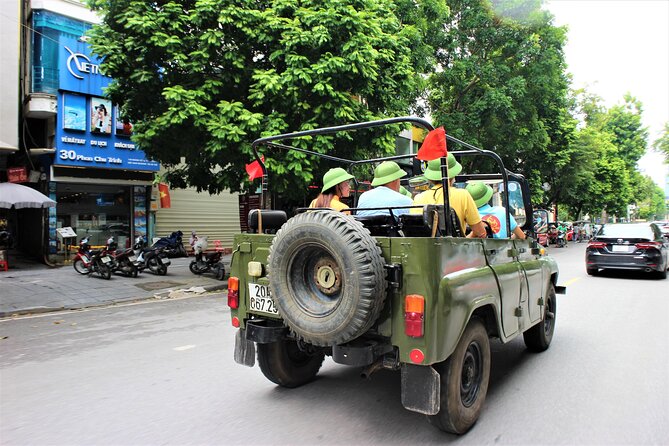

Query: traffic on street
left=1, top=243, right=667, bottom=445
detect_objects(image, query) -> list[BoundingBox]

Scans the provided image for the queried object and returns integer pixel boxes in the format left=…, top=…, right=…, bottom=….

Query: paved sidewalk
left=0, top=255, right=230, bottom=318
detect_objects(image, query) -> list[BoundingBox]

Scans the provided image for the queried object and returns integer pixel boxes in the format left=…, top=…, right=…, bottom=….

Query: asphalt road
left=1, top=243, right=667, bottom=445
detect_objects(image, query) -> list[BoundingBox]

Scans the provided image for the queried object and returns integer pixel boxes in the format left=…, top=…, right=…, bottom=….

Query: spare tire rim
left=287, top=243, right=344, bottom=317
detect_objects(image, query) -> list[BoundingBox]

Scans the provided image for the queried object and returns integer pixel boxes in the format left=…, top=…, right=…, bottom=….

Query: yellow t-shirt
left=411, top=185, right=481, bottom=232
left=309, top=195, right=350, bottom=214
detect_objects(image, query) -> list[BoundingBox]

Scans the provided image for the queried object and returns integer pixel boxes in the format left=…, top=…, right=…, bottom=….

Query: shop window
left=55, top=184, right=131, bottom=249
left=31, top=10, right=91, bottom=94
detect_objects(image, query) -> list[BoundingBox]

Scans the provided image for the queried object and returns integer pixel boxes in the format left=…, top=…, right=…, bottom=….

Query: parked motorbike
left=72, top=236, right=113, bottom=280
left=152, top=230, right=187, bottom=258
left=188, top=234, right=225, bottom=280
left=134, top=235, right=170, bottom=275
left=556, top=229, right=567, bottom=248
left=105, top=236, right=138, bottom=277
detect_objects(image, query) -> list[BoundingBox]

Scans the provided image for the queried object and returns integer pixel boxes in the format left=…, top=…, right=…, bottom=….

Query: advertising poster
left=90, top=97, right=112, bottom=134
left=133, top=187, right=147, bottom=238
left=62, top=93, right=87, bottom=131
left=48, top=182, right=58, bottom=254
left=115, top=106, right=134, bottom=137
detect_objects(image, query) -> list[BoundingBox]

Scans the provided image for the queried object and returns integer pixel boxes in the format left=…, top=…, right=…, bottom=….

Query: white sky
left=545, top=0, right=669, bottom=188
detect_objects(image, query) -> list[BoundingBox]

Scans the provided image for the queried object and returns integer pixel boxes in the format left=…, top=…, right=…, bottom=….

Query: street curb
left=0, top=282, right=228, bottom=319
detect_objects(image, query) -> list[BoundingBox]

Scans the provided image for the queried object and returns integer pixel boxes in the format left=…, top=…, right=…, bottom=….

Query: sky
left=545, top=0, right=669, bottom=189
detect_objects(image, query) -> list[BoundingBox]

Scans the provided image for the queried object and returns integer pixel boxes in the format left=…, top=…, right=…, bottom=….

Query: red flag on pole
left=246, top=156, right=265, bottom=181
left=158, top=183, right=171, bottom=208
left=416, top=127, right=447, bottom=161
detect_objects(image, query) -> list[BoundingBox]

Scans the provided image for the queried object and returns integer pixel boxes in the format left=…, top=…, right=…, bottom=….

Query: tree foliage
left=653, top=122, right=669, bottom=164
left=427, top=0, right=575, bottom=206
left=87, top=0, right=424, bottom=201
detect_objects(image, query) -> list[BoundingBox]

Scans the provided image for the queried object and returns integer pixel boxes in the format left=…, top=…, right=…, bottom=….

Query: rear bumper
left=586, top=251, right=663, bottom=272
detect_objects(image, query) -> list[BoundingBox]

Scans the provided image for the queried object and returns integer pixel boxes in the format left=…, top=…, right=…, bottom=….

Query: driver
left=356, top=161, right=412, bottom=217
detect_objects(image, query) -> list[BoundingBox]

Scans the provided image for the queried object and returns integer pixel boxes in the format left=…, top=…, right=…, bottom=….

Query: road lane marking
left=173, top=344, right=196, bottom=351
left=563, top=277, right=581, bottom=287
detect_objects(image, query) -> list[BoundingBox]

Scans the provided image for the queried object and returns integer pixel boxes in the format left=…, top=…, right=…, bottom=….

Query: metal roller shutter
left=155, top=188, right=240, bottom=250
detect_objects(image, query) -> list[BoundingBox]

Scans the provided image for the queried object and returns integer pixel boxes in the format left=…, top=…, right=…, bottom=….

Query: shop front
left=45, top=32, right=159, bottom=259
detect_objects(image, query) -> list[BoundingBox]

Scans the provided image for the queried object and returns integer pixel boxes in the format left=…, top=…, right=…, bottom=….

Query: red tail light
left=587, top=241, right=607, bottom=249
left=227, top=276, right=239, bottom=309
left=635, top=242, right=661, bottom=250
left=405, top=294, right=425, bottom=338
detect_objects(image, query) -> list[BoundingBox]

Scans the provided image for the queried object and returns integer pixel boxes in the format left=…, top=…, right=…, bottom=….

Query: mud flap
left=401, top=363, right=440, bottom=415
left=234, top=329, right=256, bottom=367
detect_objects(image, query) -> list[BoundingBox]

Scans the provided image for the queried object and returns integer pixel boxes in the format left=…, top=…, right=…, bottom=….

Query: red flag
left=245, top=156, right=265, bottom=181
left=158, top=183, right=171, bottom=209
left=416, top=127, right=447, bottom=161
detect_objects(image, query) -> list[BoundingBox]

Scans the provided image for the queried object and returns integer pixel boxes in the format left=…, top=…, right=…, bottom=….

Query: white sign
left=56, top=227, right=77, bottom=238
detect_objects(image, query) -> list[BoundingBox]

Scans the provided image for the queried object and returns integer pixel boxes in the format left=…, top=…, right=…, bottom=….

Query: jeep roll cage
left=250, top=116, right=528, bottom=238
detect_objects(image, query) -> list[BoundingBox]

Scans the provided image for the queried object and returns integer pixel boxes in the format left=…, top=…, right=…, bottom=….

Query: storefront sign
left=59, top=38, right=111, bottom=97
left=7, top=167, right=28, bottom=183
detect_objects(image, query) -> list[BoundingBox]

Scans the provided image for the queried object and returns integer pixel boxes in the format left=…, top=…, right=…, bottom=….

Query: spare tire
left=268, top=211, right=387, bottom=346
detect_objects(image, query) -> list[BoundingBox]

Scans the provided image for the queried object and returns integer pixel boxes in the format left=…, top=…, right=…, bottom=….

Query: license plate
left=101, top=256, right=112, bottom=263
left=128, top=255, right=137, bottom=262
left=81, top=255, right=89, bottom=263
left=248, top=283, right=279, bottom=315
left=161, top=259, right=171, bottom=266
left=612, top=245, right=631, bottom=253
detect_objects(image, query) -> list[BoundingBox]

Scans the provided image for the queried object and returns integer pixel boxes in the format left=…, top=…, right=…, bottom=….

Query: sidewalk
left=0, top=254, right=230, bottom=318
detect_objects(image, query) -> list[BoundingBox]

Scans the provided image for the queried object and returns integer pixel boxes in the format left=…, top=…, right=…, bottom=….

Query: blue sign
left=55, top=38, right=159, bottom=172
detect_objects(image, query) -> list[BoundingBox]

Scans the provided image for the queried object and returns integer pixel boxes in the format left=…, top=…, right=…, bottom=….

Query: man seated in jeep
left=356, top=161, right=413, bottom=217
left=466, top=181, right=526, bottom=240
left=411, top=155, right=487, bottom=238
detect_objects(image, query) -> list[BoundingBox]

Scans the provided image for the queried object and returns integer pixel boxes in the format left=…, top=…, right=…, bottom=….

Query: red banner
left=158, top=183, right=171, bottom=208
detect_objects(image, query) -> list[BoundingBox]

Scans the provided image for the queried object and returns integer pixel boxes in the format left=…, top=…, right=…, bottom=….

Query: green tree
left=632, top=174, right=667, bottom=221
left=87, top=0, right=423, bottom=201
left=653, top=122, right=669, bottom=164
left=427, top=0, right=575, bottom=206
left=600, top=93, right=649, bottom=170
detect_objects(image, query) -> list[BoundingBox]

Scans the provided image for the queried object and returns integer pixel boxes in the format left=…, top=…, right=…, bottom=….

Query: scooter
left=72, top=236, right=113, bottom=280
left=134, top=235, right=170, bottom=275
left=188, top=235, right=225, bottom=280
left=556, top=229, right=567, bottom=248
left=105, top=236, right=139, bottom=277
left=152, top=230, right=187, bottom=258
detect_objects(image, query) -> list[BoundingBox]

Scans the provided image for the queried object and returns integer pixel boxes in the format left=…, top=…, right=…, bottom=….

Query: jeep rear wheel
left=428, top=318, right=490, bottom=434
left=268, top=211, right=387, bottom=347
left=257, top=339, right=325, bottom=388
left=523, top=284, right=557, bottom=352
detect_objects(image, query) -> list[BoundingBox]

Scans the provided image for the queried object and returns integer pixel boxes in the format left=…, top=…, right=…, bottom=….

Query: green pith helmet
left=423, top=153, right=462, bottom=181
left=399, top=185, right=412, bottom=198
left=321, top=167, right=354, bottom=193
left=371, top=161, right=407, bottom=187
left=466, top=181, right=494, bottom=208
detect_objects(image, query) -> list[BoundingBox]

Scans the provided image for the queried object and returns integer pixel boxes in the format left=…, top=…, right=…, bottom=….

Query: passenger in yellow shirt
left=411, top=155, right=487, bottom=238
left=309, top=167, right=354, bottom=214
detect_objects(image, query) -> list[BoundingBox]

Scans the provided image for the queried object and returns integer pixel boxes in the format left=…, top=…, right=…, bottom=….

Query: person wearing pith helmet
left=357, top=161, right=413, bottom=217
left=466, top=181, right=526, bottom=239
left=309, top=167, right=355, bottom=213
left=411, top=154, right=487, bottom=238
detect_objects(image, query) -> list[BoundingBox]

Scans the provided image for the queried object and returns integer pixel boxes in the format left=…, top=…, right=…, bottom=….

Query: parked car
left=586, top=223, right=669, bottom=278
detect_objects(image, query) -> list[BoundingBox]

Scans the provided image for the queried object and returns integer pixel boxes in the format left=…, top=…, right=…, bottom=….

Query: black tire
left=656, top=268, right=667, bottom=280
left=215, top=264, right=226, bottom=281
left=158, top=265, right=168, bottom=276
left=257, top=339, right=325, bottom=388
left=73, top=259, right=90, bottom=275
left=189, top=261, right=203, bottom=275
left=268, top=211, right=387, bottom=347
left=523, top=284, right=557, bottom=352
left=98, top=264, right=112, bottom=280
left=147, top=256, right=162, bottom=274
left=129, top=263, right=138, bottom=278
left=428, top=318, right=491, bottom=434
left=586, top=267, right=598, bottom=276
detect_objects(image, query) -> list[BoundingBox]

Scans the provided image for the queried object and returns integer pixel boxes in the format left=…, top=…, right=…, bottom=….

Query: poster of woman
left=90, top=97, right=112, bottom=134
left=115, top=105, right=134, bottom=136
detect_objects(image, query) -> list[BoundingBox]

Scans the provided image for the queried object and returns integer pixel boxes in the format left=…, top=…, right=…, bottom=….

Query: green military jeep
left=227, top=117, right=565, bottom=434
